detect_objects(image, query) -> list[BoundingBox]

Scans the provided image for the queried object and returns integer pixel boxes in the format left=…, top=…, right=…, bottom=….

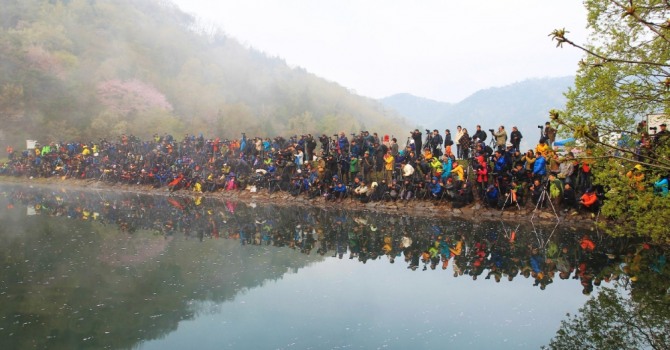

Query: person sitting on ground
left=399, top=179, right=414, bottom=201
left=388, top=179, right=400, bottom=201
left=353, top=180, right=369, bottom=201
left=562, top=182, right=577, bottom=212
left=529, top=178, right=545, bottom=208
left=401, top=160, right=415, bottom=181
left=429, top=177, right=443, bottom=200
left=451, top=161, right=464, bottom=182
left=578, top=187, right=600, bottom=214
left=484, top=184, right=500, bottom=208
left=332, top=181, right=347, bottom=201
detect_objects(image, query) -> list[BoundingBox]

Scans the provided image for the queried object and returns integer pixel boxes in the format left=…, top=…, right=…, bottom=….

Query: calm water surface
left=0, top=184, right=613, bottom=349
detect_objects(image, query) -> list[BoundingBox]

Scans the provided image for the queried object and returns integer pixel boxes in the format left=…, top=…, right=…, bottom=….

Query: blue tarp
left=553, top=138, right=575, bottom=146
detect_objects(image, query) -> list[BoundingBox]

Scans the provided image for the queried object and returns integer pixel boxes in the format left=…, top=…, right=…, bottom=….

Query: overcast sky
left=171, top=0, right=588, bottom=103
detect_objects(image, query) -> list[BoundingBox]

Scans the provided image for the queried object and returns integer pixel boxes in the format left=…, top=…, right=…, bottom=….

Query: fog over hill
left=0, top=0, right=410, bottom=146
left=381, top=77, right=574, bottom=139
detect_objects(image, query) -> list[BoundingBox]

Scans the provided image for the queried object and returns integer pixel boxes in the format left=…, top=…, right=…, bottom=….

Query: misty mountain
left=381, top=77, right=573, bottom=135
left=378, top=93, right=453, bottom=129
left=0, top=0, right=410, bottom=146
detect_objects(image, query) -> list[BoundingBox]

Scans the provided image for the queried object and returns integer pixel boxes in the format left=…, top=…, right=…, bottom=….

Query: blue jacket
left=430, top=181, right=442, bottom=195
left=654, top=178, right=668, bottom=197
left=533, top=155, right=547, bottom=175
left=493, top=156, right=506, bottom=173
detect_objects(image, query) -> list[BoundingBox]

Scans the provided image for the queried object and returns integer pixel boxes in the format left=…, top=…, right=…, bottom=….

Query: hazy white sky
left=171, top=0, right=588, bottom=103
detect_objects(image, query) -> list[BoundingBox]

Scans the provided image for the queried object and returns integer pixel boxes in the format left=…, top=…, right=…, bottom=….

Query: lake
left=0, top=184, right=647, bottom=349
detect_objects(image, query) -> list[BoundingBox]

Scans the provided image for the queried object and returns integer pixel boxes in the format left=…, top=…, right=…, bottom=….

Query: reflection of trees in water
left=1, top=185, right=668, bottom=349
left=0, top=187, right=322, bottom=350
left=546, top=264, right=670, bottom=350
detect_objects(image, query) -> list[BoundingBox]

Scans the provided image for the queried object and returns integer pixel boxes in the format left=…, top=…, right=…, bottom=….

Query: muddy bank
left=0, top=176, right=597, bottom=228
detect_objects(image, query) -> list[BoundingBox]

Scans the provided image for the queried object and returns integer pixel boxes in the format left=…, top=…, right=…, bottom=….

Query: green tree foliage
left=0, top=0, right=410, bottom=146
left=549, top=0, right=670, bottom=243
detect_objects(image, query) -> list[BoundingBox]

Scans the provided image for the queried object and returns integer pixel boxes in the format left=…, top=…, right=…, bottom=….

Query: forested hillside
left=0, top=0, right=409, bottom=146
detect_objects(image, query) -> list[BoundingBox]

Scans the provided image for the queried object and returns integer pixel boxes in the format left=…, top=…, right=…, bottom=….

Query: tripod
left=530, top=183, right=559, bottom=221
left=500, top=186, right=521, bottom=213
left=488, top=136, right=496, bottom=150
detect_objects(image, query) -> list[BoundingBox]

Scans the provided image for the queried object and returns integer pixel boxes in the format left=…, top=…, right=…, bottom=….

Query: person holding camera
left=543, top=122, right=557, bottom=148
left=411, top=129, right=422, bottom=154
left=492, top=126, right=507, bottom=151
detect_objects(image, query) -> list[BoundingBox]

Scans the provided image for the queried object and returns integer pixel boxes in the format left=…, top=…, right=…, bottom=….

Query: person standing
left=455, top=126, right=464, bottom=159
left=444, top=129, right=453, bottom=147
left=510, top=126, right=523, bottom=152
left=411, top=129, right=423, bottom=154
left=430, top=129, right=443, bottom=158
left=472, top=125, right=487, bottom=144
left=654, top=123, right=669, bottom=146
left=390, top=137, right=399, bottom=157
left=543, top=122, right=557, bottom=148
left=492, top=125, right=508, bottom=151
left=383, top=150, right=395, bottom=184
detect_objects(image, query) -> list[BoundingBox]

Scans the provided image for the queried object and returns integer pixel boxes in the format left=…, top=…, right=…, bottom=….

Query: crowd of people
left=2, top=122, right=668, bottom=216
left=3, top=186, right=665, bottom=295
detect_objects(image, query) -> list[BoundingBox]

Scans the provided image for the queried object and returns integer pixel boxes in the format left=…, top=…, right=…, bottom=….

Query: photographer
left=510, top=126, right=522, bottom=152
left=305, top=134, right=317, bottom=162
left=543, top=122, right=557, bottom=148
left=429, top=129, right=443, bottom=157
left=472, top=125, right=487, bottom=144
left=411, top=129, right=423, bottom=153
left=319, top=134, right=330, bottom=156
left=492, top=126, right=507, bottom=151
left=337, top=132, right=349, bottom=155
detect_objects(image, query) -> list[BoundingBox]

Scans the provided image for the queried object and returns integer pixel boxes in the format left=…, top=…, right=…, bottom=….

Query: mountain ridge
left=380, top=77, right=574, bottom=134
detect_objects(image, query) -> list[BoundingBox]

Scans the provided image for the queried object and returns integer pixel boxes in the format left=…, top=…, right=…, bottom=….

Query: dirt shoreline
left=0, top=176, right=597, bottom=228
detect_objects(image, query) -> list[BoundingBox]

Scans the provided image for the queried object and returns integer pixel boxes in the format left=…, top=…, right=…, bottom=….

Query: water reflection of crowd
left=3, top=186, right=666, bottom=296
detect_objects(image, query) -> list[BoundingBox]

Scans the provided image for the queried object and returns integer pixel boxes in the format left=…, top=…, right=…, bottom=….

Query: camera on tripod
left=537, top=125, right=543, bottom=129
left=489, top=129, right=494, bottom=133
